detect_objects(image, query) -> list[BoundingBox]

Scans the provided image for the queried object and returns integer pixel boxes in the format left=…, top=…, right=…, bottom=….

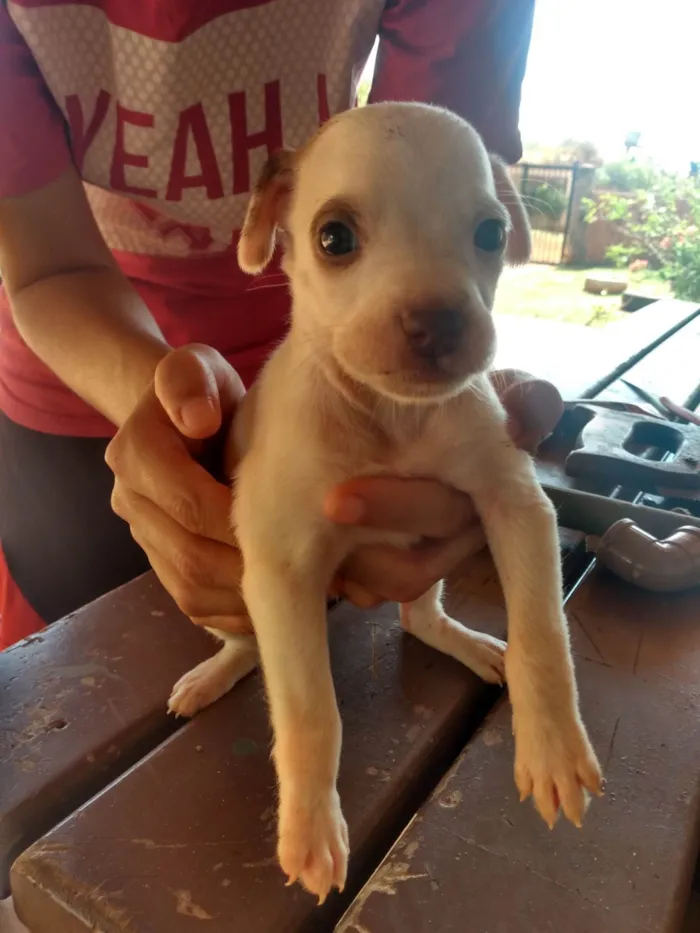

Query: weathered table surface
left=338, top=563, right=700, bottom=933
left=494, top=299, right=700, bottom=400
left=4, top=298, right=700, bottom=933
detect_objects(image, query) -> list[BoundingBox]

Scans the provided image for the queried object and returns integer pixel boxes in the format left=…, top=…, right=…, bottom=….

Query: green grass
left=494, top=264, right=672, bottom=327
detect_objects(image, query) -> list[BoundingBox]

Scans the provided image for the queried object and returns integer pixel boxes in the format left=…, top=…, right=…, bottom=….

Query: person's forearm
left=9, top=266, right=171, bottom=427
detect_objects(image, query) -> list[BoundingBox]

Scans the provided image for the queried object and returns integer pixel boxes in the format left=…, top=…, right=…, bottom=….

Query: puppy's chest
left=342, top=415, right=480, bottom=487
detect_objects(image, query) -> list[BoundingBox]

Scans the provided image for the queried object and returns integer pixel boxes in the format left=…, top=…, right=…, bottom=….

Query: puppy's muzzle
left=399, top=307, right=466, bottom=363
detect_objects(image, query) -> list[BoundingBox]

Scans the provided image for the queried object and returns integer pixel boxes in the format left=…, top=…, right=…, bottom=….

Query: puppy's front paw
left=278, top=789, right=349, bottom=905
left=513, top=709, right=603, bottom=829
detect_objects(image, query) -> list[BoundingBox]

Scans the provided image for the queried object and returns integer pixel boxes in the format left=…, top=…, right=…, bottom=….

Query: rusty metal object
left=593, top=520, right=700, bottom=592
left=565, top=408, right=700, bottom=491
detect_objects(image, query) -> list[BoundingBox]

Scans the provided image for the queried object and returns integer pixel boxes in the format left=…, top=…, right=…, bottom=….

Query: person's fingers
left=106, top=403, right=234, bottom=545
left=325, top=477, right=477, bottom=538
left=338, top=579, right=385, bottom=609
left=490, top=370, right=564, bottom=452
left=145, top=546, right=247, bottom=620
left=339, top=524, right=486, bottom=604
left=154, top=343, right=246, bottom=440
left=501, top=378, right=563, bottom=452
left=489, top=368, right=537, bottom=399
left=113, top=485, right=246, bottom=618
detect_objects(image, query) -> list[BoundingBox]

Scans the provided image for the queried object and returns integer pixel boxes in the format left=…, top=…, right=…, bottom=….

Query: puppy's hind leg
left=400, top=581, right=506, bottom=685
left=168, top=630, right=259, bottom=718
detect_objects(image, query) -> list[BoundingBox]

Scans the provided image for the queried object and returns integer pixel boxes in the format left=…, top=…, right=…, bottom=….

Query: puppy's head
left=239, top=103, right=530, bottom=403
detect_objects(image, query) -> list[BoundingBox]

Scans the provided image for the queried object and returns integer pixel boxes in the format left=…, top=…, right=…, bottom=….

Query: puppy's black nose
left=400, top=307, right=465, bottom=359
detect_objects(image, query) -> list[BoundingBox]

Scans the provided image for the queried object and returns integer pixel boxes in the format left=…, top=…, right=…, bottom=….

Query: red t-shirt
left=0, top=0, right=534, bottom=437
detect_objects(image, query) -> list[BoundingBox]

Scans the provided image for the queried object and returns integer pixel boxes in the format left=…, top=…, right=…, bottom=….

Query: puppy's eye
left=474, top=219, right=506, bottom=253
left=319, top=221, right=357, bottom=257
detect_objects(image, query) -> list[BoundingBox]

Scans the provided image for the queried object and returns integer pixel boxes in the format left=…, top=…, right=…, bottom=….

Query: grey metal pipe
left=542, top=484, right=700, bottom=539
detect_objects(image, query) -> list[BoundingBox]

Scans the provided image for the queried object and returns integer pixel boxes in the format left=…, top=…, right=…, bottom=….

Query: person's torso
left=8, top=0, right=383, bottom=262
left=0, top=1, right=384, bottom=434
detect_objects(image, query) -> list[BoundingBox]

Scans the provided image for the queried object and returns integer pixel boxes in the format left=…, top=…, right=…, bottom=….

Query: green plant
left=596, top=160, right=656, bottom=192
left=585, top=173, right=700, bottom=301
left=356, top=76, right=371, bottom=107
left=521, top=180, right=567, bottom=221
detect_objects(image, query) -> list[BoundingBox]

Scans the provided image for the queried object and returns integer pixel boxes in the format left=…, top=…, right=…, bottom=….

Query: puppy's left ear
left=238, top=149, right=295, bottom=274
left=490, top=156, right=531, bottom=266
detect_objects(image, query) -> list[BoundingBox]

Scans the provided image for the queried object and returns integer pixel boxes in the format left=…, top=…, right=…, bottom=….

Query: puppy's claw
left=513, top=712, right=602, bottom=830
left=580, top=760, right=605, bottom=798
left=278, top=791, right=348, bottom=904
left=515, top=763, right=533, bottom=804
left=533, top=780, right=559, bottom=831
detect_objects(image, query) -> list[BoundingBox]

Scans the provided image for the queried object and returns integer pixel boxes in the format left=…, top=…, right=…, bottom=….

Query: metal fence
left=509, top=163, right=578, bottom=264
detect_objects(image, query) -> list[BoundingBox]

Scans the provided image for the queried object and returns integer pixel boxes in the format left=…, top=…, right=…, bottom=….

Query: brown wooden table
left=3, top=299, right=700, bottom=933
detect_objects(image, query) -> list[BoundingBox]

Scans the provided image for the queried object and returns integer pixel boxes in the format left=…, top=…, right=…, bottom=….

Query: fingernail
left=329, top=495, right=366, bottom=524
left=179, top=397, right=217, bottom=434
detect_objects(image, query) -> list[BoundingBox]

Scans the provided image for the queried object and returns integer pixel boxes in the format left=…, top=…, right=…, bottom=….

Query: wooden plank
left=10, top=593, right=508, bottom=933
left=494, top=316, right=607, bottom=399
left=495, top=299, right=700, bottom=400
left=0, top=574, right=213, bottom=896
left=682, top=890, right=700, bottom=933
left=338, top=571, right=700, bottom=933
left=582, top=299, right=700, bottom=398
left=597, top=308, right=700, bottom=411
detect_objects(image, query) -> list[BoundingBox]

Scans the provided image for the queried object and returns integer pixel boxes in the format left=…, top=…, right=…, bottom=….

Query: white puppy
left=168, top=103, right=602, bottom=903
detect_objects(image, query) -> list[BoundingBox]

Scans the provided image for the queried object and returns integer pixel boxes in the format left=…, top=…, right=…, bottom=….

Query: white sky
left=363, top=1, right=700, bottom=169
left=520, top=0, right=700, bottom=168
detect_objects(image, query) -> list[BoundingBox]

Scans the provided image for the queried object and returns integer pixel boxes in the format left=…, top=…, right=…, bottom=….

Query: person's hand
left=106, top=344, right=251, bottom=633
left=325, top=371, right=563, bottom=608
left=108, top=355, right=562, bottom=627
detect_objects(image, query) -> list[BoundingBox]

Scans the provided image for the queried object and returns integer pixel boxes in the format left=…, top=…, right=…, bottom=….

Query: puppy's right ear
left=238, top=149, right=295, bottom=274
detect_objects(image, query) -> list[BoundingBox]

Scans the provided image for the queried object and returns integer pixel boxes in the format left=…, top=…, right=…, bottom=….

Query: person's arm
left=371, top=0, right=535, bottom=164
left=0, top=3, right=169, bottom=426
left=0, top=170, right=171, bottom=427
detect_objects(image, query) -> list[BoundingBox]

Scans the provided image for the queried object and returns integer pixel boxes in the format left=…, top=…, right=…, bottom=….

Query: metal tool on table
left=619, top=378, right=700, bottom=425
left=566, top=407, right=700, bottom=491
left=541, top=390, right=700, bottom=593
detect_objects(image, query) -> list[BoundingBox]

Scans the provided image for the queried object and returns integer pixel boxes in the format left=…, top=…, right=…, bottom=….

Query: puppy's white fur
left=169, top=103, right=602, bottom=903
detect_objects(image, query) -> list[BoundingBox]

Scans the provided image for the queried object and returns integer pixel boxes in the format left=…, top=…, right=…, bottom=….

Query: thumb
left=154, top=344, right=246, bottom=440
left=501, top=378, right=563, bottom=452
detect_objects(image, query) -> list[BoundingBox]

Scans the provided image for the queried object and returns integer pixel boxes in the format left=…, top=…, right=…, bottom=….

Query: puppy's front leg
left=471, top=454, right=602, bottom=828
left=237, top=522, right=347, bottom=903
